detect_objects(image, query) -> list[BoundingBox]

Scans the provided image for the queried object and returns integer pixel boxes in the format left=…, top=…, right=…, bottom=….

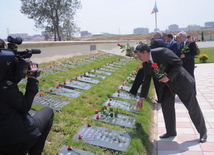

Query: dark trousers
left=130, top=67, right=161, bottom=102
left=161, top=83, right=206, bottom=135
left=0, top=107, right=54, bottom=155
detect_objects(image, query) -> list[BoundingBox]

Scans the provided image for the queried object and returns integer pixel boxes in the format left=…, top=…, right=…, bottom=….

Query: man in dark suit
left=135, top=43, right=207, bottom=143
left=177, top=31, right=197, bottom=78
left=129, top=32, right=166, bottom=102
left=166, top=34, right=178, bottom=54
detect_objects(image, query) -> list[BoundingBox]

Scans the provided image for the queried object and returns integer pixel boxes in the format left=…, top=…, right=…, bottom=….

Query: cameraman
left=0, top=61, right=54, bottom=154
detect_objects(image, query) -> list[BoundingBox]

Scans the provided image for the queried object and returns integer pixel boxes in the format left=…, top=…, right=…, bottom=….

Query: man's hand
left=180, top=54, right=185, bottom=59
left=137, top=98, right=144, bottom=109
left=27, top=61, right=38, bottom=79
left=159, top=76, right=169, bottom=83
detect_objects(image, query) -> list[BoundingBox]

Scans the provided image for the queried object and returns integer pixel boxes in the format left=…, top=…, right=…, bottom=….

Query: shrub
left=199, top=54, right=208, bottom=63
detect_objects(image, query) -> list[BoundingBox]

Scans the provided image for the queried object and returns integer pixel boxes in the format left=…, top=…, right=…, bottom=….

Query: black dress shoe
left=199, top=132, right=207, bottom=143
left=159, top=133, right=177, bottom=138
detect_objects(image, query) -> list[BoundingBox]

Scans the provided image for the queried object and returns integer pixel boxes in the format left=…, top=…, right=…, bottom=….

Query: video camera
left=0, top=36, right=41, bottom=81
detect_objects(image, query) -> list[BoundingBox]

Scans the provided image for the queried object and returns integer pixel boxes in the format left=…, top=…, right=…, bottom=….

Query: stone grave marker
left=112, top=91, right=140, bottom=101
left=84, top=72, right=106, bottom=79
left=58, top=63, right=76, bottom=68
left=59, top=80, right=92, bottom=90
left=73, top=76, right=100, bottom=84
left=91, top=70, right=111, bottom=75
left=118, top=85, right=141, bottom=94
left=92, top=113, right=136, bottom=128
left=103, top=99, right=139, bottom=113
left=104, top=65, right=119, bottom=70
left=58, top=146, right=98, bottom=155
left=41, top=69, right=59, bottom=74
left=46, top=87, right=82, bottom=98
left=73, top=124, right=132, bottom=152
left=99, top=68, right=115, bottom=72
left=49, top=66, right=68, bottom=71
left=33, top=94, right=70, bottom=111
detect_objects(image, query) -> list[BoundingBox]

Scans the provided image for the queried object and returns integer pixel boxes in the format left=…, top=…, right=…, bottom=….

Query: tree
left=20, top=0, right=81, bottom=41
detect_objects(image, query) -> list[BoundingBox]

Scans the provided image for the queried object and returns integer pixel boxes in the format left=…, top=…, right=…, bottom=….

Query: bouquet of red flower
left=151, top=63, right=167, bottom=79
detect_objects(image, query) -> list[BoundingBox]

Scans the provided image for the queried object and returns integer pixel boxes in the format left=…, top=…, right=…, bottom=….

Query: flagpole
left=155, top=0, right=157, bottom=31
left=155, top=11, right=157, bottom=31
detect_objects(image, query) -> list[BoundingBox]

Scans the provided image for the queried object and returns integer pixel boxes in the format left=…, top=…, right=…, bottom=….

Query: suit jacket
left=150, top=39, right=167, bottom=49
left=140, top=47, right=195, bottom=102
left=167, top=40, right=178, bottom=54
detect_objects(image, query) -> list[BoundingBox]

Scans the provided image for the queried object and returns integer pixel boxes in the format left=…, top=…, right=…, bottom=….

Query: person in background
left=177, top=31, right=197, bottom=79
left=166, top=34, right=178, bottom=54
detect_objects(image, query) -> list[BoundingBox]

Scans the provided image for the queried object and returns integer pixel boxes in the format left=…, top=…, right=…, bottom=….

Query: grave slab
left=103, top=99, right=139, bottom=113
left=104, top=65, right=119, bottom=70
left=98, top=68, right=115, bottom=72
left=33, top=94, right=70, bottom=111
left=46, top=87, right=82, bottom=98
left=59, top=81, right=92, bottom=90
left=118, top=85, right=141, bottom=94
left=92, top=113, right=136, bottom=128
left=112, top=91, right=140, bottom=101
left=91, top=70, right=111, bottom=75
left=48, top=66, right=68, bottom=71
left=84, top=72, right=106, bottom=79
left=58, top=146, right=98, bottom=155
left=41, top=69, right=59, bottom=74
left=58, top=63, right=76, bottom=68
left=73, top=124, right=132, bottom=152
left=74, top=76, right=100, bottom=84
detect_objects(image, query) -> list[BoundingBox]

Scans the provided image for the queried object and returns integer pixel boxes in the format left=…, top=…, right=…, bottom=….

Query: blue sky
left=0, top=0, right=213, bottom=39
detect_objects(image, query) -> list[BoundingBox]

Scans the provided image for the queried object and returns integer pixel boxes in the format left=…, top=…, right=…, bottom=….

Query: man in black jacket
left=0, top=61, right=54, bottom=154
left=135, top=43, right=207, bottom=143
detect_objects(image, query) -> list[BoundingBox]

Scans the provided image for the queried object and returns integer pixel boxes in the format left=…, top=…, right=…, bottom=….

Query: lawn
left=195, top=47, right=214, bottom=63
left=19, top=53, right=155, bottom=155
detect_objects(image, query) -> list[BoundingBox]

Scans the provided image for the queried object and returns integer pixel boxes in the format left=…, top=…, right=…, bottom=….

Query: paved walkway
left=153, top=63, right=214, bottom=155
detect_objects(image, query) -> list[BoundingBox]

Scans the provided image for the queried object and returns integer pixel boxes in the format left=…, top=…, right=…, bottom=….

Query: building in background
left=205, top=21, right=214, bottom=28
left=81, top=31, right=92, bottom=37
left=133, top=27, right=149, bottom=34
left=187, top=25, right=201, bottom=31
left=168, top=24, right=179, bottom=32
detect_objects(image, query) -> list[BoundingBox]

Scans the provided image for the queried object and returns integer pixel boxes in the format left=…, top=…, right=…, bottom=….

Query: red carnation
left=56, top=85, right=60, bottom=88
left=118, top=90, right=120, bottom=93
left=109, top=98, right=112, bottom=101
left=108, top=102, right=111, bottom=106
left=87, top=123, right=91, bottom=127
left=67, top=146, right=72, bottom=150
left=64, top=81, right=66, bottom=84
left=151, top=63, right=158, bottom=69
left=121, top=87, right=124, bottom=89
left=118, top=94, right=120, bottom=97
left=70, top=79, right=73, bottom=82
left=96, top=115, right=100, bottom=119
left=50, top=89, right=53, bottom=92
left=94, top=109, right=99, bottom=114
left=117, top=43, right=121, bottom=46
left=78, top=134, right=83, bottom=139
left=39, top=93, right=44, bottom=97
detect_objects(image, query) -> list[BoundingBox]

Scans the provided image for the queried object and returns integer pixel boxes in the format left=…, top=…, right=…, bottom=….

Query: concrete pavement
left=153, top=63, right=214, bottom=155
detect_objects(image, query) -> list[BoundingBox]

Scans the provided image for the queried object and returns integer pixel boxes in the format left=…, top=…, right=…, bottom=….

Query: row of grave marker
left=29, top=54, right=139, bottom=154
left=58, top=69, right=141, bottom=154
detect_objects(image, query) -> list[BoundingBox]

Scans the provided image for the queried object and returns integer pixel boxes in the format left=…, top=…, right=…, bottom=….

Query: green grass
left=20, top=53, right=155, bottom=155
left=195, top=47, right=214, bottom=63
